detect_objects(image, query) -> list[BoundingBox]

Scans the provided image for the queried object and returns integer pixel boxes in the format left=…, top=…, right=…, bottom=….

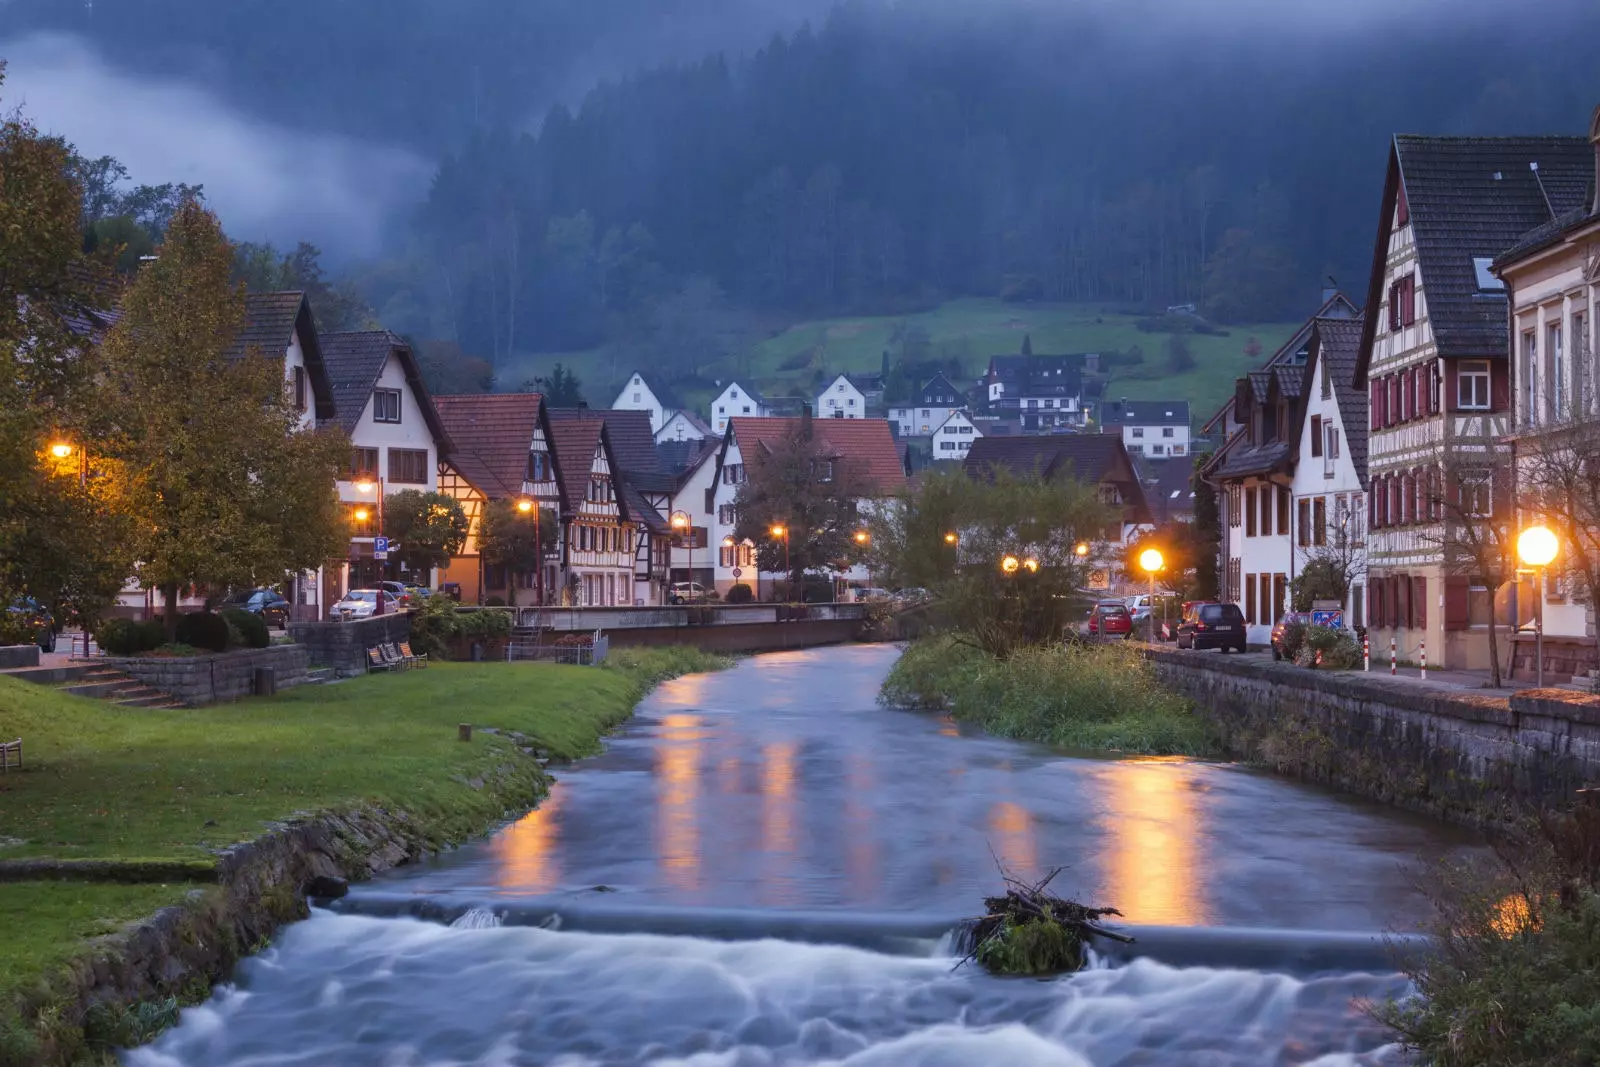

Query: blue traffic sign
left=374, top=536, right=390, bottom=560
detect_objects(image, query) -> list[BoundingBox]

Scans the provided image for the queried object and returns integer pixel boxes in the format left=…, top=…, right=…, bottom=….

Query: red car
left=1087, top=600, right=1133, bottom=638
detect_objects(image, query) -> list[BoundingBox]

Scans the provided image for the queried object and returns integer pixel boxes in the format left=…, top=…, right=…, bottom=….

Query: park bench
left=366, top=646, right=397, bottom=673
left=380, top=642, right=421, bottom=671
left=1, top=738, right=20, bottom=774
left=397, top=641, right=428, bottom=668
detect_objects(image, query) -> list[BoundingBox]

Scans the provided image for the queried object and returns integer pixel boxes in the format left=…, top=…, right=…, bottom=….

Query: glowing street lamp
left=517, top=498, right=544, bottom=604
left=1139, top=547, right=1165, bottom=642
left=770, top=524, right=791, bottom=593
left=1517, top=525, right=1559, bottom=687
left=670, top=510, right=693, bottom=603
left=516, top=498, right=534, bottom=514
left=1074, top=541, right=1090, bottom=558
left=1023, top=557, right=1040, bottom=574
left=853, top=530, right=870, bottom=546
left=1000, top=554, right=1020, bottom=575
left=353, top=506, right=371, bottom=524
left=944, top=531, right=959, bottom=545
left=50, top=442, right=74, bottom=459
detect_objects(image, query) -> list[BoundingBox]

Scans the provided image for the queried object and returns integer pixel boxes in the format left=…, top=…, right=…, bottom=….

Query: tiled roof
left=963, top=435, right=1150, bottom=524
left=657, top=437, right=719, bottom=483
left=224, top=291, right=335, bottom=420
left=1394, top=135, right=1591, bottom=359
left=728, top=417, right=907, bottom=495
left=1247, top=370, right=1274, bottom=403
left=624, top=483, right=669, bottom=534
left=1099, top=399, right=1190, bottom=427
left=662, top=409, right=713, bottom=437
left=319, top=331, right=452, bottom=448
left=1309, top=315, right=1370, bottom=486
left=433, top=393, right=545, bottom=498
left=1211, top=439, right=1292, bottom=481
left=547, top=415, right=608, bottom=514
left=1133, top=456, right=1196, bottom=523
left=551, top=407, right=673, bottom=494
left=1200, top=291, right=1360, bottom=435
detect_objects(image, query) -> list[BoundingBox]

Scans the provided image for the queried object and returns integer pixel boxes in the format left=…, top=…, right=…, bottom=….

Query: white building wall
left=285, top=329, right=316, bottom=432
left=711, top=384, right=765, bottom=435
left=1122, top=423, right=1191, bottom=458
left=817, top=376, right=866, bottom=419
left=1289, top=353, right=1368, bottom=629
left=931, top=411, right=982, bottom=461
left=656, top=411, right=708, bottom=443
left=613, top=373, right=668, bottom=434
left=667, top=452, right=718, bottom=585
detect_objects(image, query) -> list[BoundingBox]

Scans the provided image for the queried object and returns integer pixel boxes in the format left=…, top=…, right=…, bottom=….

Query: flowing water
left=127, top=645, right=1480, bottom=1066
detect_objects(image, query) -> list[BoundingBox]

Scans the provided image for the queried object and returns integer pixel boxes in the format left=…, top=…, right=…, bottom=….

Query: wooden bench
left=1, top=738, right=20, bottom=774
left=367, top=647, right=397, bottom=673
left=398, top=641, right=428, bottom=669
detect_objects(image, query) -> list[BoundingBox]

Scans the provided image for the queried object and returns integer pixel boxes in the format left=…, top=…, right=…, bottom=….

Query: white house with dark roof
left=816, top=373, right=867, bottom=419
left=320, top=330, right=451, bottom=597
left=888, top=373, right=967, bottom=437
left=931, top=409, right=982, bottom=461
left=709, top=381, right=768, bottom=434
left=982, top=354, right=1090, bottom=431
left=612, top=371, right=672, bottom=435
left=657, top=408, right=711, bottom=443
left=1099, top=399, right=1191, bottom=458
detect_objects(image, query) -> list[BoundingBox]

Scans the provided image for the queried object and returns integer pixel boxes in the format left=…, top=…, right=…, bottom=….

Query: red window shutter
left=1491, top=361, right=1510, bottom=412
left=1389, top=376, right=1401, bottom=427
left=1403, top=277, right=1417, bottom=327
left=1413, top=576, right=1427, bottom=629
left=1310, top=415, right=1323, bottom=456
left=1444, top=575, right=1470, bottom=631
left=1492, top=465, right=1512, bottom=521
left=1371, top=381, right=1382, bottom=429
left=1397, top=575, right=1411, bottom=629
left=1429, top=363, right=1441, bottom=415
left=1389, top=283, right=1401, bottom=331
left=1414, top=366, right=1426, bottom=418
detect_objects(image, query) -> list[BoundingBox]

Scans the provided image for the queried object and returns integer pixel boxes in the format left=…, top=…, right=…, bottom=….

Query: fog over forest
left=2, top=0, right=1596, bottom=382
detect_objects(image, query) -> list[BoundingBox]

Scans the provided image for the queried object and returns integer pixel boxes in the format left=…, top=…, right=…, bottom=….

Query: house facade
left=962, top=435, right=1152, bottom=546
left=320, top=330, right=450, bottom=600
left=1099, top=399, right=1192, bottom=459
left=662, top=439, right=718, bottom=591
left=612, top=371, right=672, bottom=435
left=888, top=374, right=966, bottom=437
left=983, top=355, right=1090, bottom=432
left=549, top=415, right=638, bottom=606
left=931, top=410, right=983, bottom=461
left=816, top=373, right=867, bottom=419
left=432, top=393, right=563, bottom=606
left=656, top=409, right=711, bottom=443
left=1495, top=111, right=1600, bottom=679
left=1355, top=133, right=1591, bottom=671
left=710, top=381, right=768, bottom=434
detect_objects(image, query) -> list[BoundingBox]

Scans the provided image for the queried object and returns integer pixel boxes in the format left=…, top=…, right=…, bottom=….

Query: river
left=127, top=644, right=1479, bottom=1066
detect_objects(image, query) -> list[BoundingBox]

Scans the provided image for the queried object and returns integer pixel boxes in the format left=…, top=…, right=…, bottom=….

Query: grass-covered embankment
left=880, top=636, right=1217, bottom=756
left=0, top=644, right=728, bottom=1063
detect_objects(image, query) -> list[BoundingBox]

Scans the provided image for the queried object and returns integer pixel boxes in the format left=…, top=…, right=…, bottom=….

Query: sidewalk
left=1237, top=649, right=1591, bottom=695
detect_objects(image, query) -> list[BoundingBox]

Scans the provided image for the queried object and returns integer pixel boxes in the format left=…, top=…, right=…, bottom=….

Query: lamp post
left=770, top=524, right=790, bottom=599
left=49, top=440, right=87, bottom=486
left=1516, top=525, right=1559, bottom=687
left=670, top=510, right=691, bottom=600
left=1139, top=547, right=1164, bottom=643
left=517, top=497, right=544, bottom=606
left=354, top=476, right=386, bottom=584
left=1000, top=554, right=1020, bottom=575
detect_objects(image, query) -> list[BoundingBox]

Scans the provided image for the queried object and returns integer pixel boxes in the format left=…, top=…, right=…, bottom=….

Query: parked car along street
left=222, top=588, right=291, bottom=629
left=8, top=598, right=57, bottom=651
left=1176, top=602, right=1248, bottom=652
left=331, top=590, right=382, bottom=620
left=670, top=582, right=715, bottom=604
left=1086, top=599, right=1133, bottom=638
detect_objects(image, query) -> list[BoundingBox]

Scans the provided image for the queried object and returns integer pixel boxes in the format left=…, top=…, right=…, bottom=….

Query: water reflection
left=761, top=739, right=799, bottom=904
left=491, top=788, right=565, bottom=893
left=1099, top=758, right=1208, bottom=925
left=844, top=754, right=879, bottom=902
left=988, top=800, right=1038, bottom=878
left=656, top=713, right=702, bottom=893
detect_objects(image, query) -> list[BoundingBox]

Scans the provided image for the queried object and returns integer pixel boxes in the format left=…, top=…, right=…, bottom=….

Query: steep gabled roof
left=547, top=414, right=633, bottom=522
left=716, top=380, right=765, bottom=406
left=228, top=291, right=335, bottom=420
left=1356, top=135, right=1592, bottom=384
left=319, top=331, right=451, bottom=450
left=660, top=409, right=713, bottom=437
left=433, top=393, right=547, bottom=499
left=963, top=435, right=1151, bottom=524
left=1199, top=290, right=1360, bottom=435
left=1133, top=456, right=1197, bottom=524
left=550, top=407, right=673, bottom=493
left=726, top=417, right=907, bottom=495
left=1301, top=315, right=1370, bottom=486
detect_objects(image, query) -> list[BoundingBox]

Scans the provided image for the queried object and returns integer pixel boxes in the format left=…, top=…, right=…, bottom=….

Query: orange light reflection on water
left=760, top=739, right=799, bottom=904
left=491, top=788, right=566, bottom=892
left=987, top=800, right=1037, bottom=879
left=1100, top=757, right=1207, bottom=925
left=656, top=713, right=704, bottom=892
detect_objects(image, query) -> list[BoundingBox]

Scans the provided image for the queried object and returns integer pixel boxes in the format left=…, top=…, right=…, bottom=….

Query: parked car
left=1176, top=602, right=1248, bottom=652
left=330, top=590, right=382, bottom=620
left=404, top=585, right=433, bottom=602
left=1086, top=599, right=1133, bottom=638
left=1127, top=593, right=1183, bottom=639
left=853, top=587, right=892, bottom=603
left=670, top=582, right=715, bottom=604
left=221, top=588, right=292, bottom=629
left=7, top=597, right=57, bottom=652
left=1271, top=611, right=1313, bottom=661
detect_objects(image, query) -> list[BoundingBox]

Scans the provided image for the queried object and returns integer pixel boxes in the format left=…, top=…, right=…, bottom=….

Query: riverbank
left=0, top=645, right=730, bottom=1066
left=880, top=637, right=1218, bottom=756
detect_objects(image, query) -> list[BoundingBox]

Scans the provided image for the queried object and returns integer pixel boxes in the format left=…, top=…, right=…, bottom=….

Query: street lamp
left=1023, top=557, right=1040, bottom=574
left=517, top=498, right=544, bottom=605
left=1517, top=525, right=1559, bottom=687
left=1139, top=547, right=1165, bottom=643
left=354, top=476, right=386, bottom=584
left=49, top=442, right=73, bottom=459
left=944, top=532, right=959, bottom=545
left=671, top=510, right=692, bottom=600
left=1000, top=554, right=1020, bottom=575
left=1074, top=542, right=1090, bottom=558
left=770, top=524, right=791, bottom=598
left=854, top=530, right=870, bottom=546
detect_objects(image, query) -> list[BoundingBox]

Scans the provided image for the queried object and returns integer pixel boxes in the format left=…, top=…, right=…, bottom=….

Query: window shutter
left=1412, top=576, right=1427, bottom=629
left=1429, top=363, right=1441, bottom=415
left=1492, top=465, right=1512, bottom=521
left=1491, top=360, right=1510, bottom=412
left=1389, top=376, right=1401, bottom=428
left=1412, top=366, right=1425, bottom=418
left=1310, top=415, right=1323, bottom=456
left=1444, top=576, right=1470, bottom=631
left=1396, top=575, right=1410, bottom=629
left=1403, top=277, right=1417, bottom=327
left=1297, top=499, right=1311, bottom=546
left=1371, top=381, right=1382, bottom=429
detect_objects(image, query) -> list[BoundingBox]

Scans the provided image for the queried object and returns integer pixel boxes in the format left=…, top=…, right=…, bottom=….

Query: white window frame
left=1458, top=360, right=1491, bottom=411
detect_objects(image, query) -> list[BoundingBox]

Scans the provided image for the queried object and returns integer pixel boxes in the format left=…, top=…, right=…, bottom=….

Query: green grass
left=881, top=635, right=1218, bottom=756
left=0, top=645, right=730, bottom=1055
left=499, top=298, right=1302, bottom=424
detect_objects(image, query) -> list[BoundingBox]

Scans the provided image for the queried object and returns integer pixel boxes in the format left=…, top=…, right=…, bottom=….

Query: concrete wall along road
left=1143, top=644, right=1600, bottom=824
left=290, top=613, right=412, bottom=677
left=104, top=644, right=310, bottom=706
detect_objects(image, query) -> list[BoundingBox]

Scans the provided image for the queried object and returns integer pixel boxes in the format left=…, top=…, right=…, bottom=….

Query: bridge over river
left=128, top=644, right=1482, bottom=1066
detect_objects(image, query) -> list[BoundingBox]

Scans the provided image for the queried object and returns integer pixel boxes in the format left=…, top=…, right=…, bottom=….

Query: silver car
left=331, top=589, right=382, bottom=620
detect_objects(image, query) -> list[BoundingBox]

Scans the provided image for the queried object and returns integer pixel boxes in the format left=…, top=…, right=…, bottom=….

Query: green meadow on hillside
left=498, top=298, right=1302, bottom=423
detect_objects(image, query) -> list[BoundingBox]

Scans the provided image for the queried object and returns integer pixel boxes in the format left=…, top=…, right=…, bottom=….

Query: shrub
left=220, top=607, right=270, bottom=649
left=881, top=635, right=1217, bottom=756
left=97, top=618, right=154, bottom=656
left=174, top=612, right=230, bottom=653
left=1277, top=620, right=1308, bottom=662
left=459, top=609, right=511, bottom=640
left=725, top=583, right=754, bottom=604
left=136, top=620, right=166, bottom=651
left=408, top=594, right=461, bottom=658
left=1305, top=626, right=1361, bottom=669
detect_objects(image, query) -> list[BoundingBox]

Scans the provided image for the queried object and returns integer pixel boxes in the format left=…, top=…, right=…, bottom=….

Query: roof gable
left=547, top=415, right=632, bottom=520
left=319, top=331, right=450, bottom=448
left=228, top=291, right=335, bottom=420
left=962, top=435, right=1150, bottom=524
left=433, top=392, right=549, bottom=498
left=724, top=417, right=907, bottom=494
left=1300, top=316, right=1370, bottom=486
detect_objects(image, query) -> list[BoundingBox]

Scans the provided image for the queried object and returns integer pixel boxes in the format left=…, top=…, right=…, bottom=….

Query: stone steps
left=1, top=664, right=91, bottom=685
left=42, top=665, right=185, bottom=709
left=305, top=667, right=337, bottom=685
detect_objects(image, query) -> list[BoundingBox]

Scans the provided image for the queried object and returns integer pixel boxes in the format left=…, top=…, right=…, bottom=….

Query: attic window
left=1473, top=258, right=1504, bottom=291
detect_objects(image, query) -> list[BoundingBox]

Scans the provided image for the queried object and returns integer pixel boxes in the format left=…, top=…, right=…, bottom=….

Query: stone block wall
left=1143, top=645, right=1600, bottom=824
left=104, top=644, right=310, bottom=706
left=289, top=613, right=412, bottom=676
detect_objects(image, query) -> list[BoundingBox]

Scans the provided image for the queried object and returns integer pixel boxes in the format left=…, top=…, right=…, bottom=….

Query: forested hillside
left=6, top=0, right=1596, bottom=389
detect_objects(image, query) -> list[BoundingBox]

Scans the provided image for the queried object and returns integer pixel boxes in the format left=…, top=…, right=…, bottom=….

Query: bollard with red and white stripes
left=1363, top=633, right=1370, bottom=672
left=1390, top=636, right=1397, bottom=676
left=1420, top=640, right=1427, bottom=680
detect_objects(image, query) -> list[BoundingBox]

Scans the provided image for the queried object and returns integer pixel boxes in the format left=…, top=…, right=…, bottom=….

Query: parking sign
left=374, top=535, right=390, bottom=561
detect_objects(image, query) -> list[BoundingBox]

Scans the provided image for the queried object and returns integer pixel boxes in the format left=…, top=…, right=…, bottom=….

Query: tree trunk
left=161, top=581, right=180, bottom=642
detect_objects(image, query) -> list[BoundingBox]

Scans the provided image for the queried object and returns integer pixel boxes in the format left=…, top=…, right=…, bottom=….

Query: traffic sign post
left=732, top=567, right=743, bottom=579
left=374, top=535, right=390, bottom=561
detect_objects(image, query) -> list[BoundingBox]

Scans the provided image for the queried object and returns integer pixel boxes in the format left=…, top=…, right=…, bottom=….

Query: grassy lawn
left=499, top=298, right=1302, bottom=423
left=0, top=645, right=727, bottom=1052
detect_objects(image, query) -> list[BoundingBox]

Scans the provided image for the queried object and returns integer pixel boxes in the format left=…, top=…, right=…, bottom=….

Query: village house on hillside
left=611, top=371, right=674, bottom=435
left=1493, top=108, right=1600, bottom=681
left=711, top=417, right=905, bottom=597
left=1356, top=132, right=1592, bottom=672
left=320, top=330, right=451, bottom=601
left=888, top=373, right=967, bottom=437
left=931, top=409, right=983, bottom=462
left=962, top=435, right=1150, bottom=543
left=1099, top=399, right=1191, bottom=459
left=657, top=408, right=712, bottom=444
left=548, top=412, right=639, bottom=607
left=983, top=353, right=1092, bottom=432
left=815, top=373, right=868, bottom=419
left=709, top=381, right=769, bottom=434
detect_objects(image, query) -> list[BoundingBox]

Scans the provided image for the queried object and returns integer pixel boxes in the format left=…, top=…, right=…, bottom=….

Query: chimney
left=1590, top=103, right=1600, bottom=216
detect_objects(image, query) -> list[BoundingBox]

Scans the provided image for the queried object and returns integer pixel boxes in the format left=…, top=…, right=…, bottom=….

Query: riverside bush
left=1305, top=626, right=1361, bottom=669
left=881, top=636, right=1217, bottom=755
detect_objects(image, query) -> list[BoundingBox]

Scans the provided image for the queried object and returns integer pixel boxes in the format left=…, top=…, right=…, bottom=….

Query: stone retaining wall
left=104, top=644, right=310, bottom=706
left=289, top=613, right=411, bottom=676
left=0, top=643, right=40, bottom=669
left=1143, top=644, right=1600, bottom=824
